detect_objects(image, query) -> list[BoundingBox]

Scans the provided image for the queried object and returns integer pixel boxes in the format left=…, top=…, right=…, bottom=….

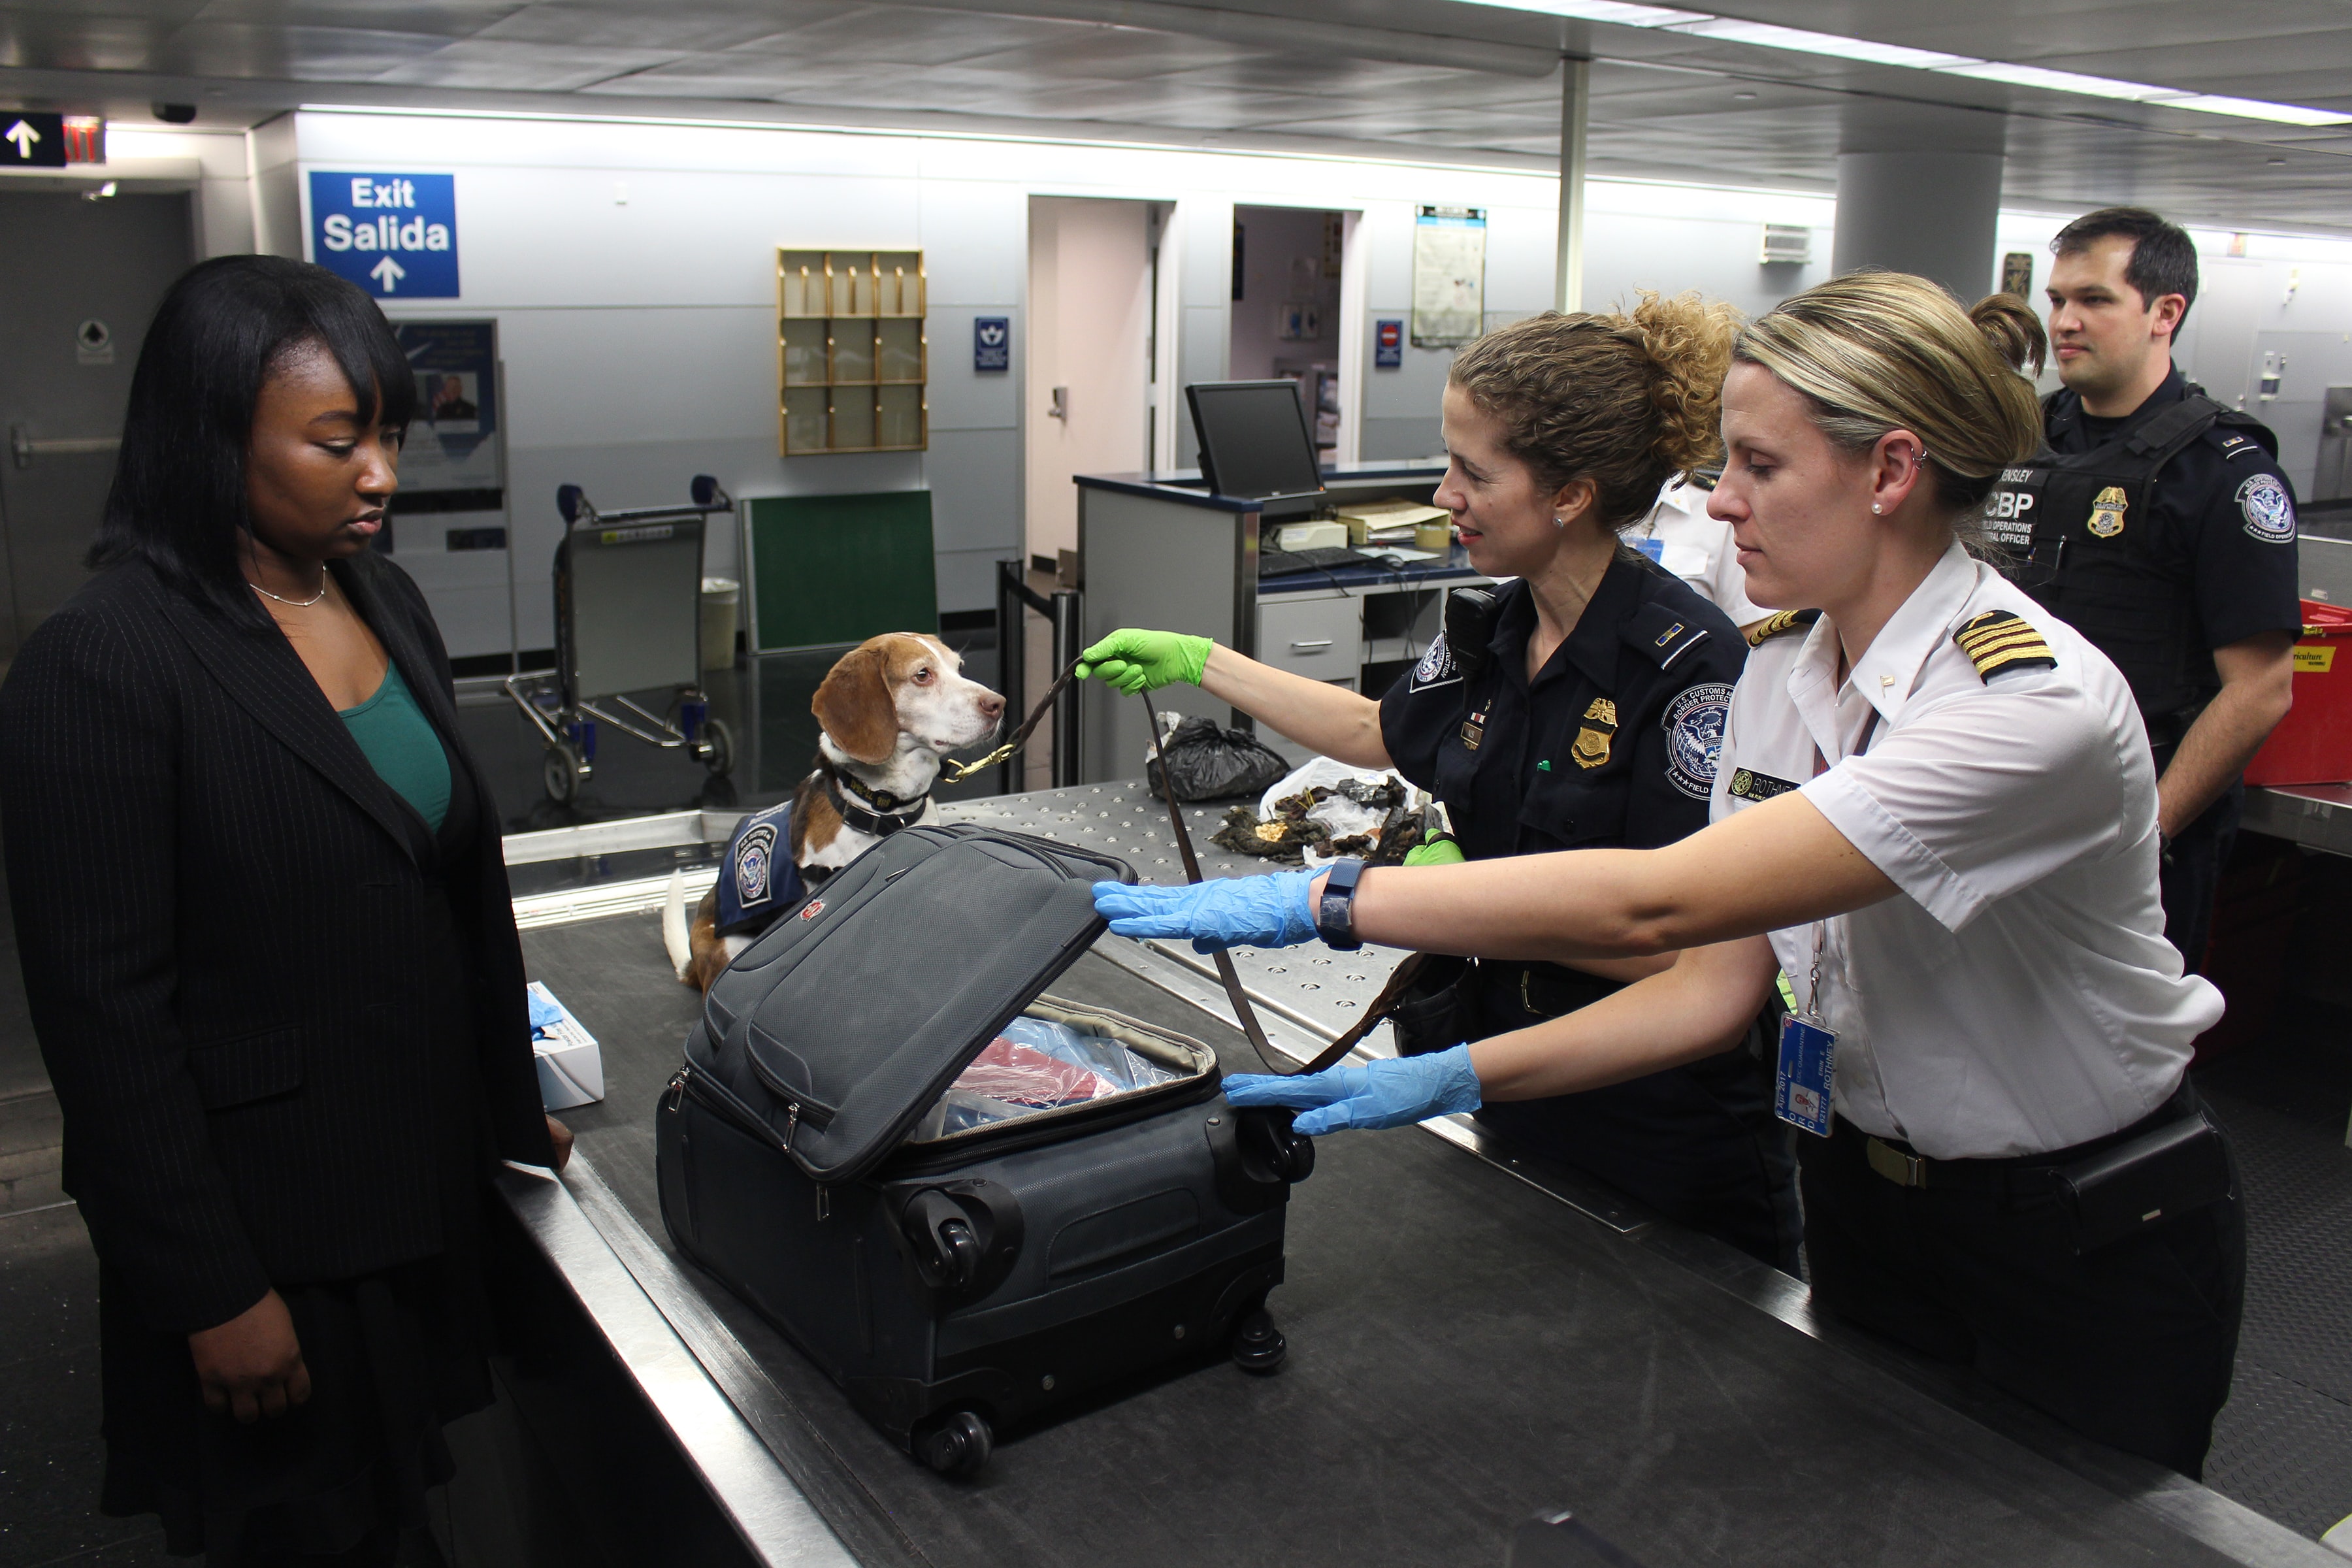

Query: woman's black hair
left=90, top=254, right=416, bottom=627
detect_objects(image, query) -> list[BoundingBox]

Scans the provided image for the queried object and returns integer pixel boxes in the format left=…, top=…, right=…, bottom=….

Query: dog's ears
left=812, top=643, right=899, bottom=764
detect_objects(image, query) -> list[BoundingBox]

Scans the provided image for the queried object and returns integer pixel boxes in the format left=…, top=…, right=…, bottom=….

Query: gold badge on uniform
left=2087, top=485, right=2128, bottom=539
left=1571, top=697, right=1618, bottom=770
left=1460, top=706, right=1487, bottom=752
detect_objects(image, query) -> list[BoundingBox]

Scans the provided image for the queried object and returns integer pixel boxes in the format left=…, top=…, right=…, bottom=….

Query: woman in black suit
left=0, top=255, right=569, bottom=1565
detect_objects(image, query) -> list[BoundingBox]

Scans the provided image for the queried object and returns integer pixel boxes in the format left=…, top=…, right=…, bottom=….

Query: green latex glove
left=1075, top=629, right=1213, bottom=694
left=1402, top=836, right=1465, bottom=868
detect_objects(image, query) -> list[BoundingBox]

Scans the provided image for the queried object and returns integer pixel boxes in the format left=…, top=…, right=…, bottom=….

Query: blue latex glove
left=1222, top=1045, right=1483, bottom=1135
left=1091, top=872, right=1319, bottom=954
left=527, top=987, right=564, bottom=1039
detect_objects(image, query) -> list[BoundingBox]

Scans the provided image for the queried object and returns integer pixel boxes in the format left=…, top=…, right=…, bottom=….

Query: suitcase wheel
left=915, top=1409, right=993, bottom=1478
left=1230, top=1308, right=1287, bottom=1376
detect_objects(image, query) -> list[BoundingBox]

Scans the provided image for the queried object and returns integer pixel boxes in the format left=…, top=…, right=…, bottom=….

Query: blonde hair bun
left=1970, top=291, right=2049, bottom=377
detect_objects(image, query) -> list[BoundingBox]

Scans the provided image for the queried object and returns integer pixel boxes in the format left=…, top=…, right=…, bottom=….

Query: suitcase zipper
left=671, top=1062, right=796, bottom=1157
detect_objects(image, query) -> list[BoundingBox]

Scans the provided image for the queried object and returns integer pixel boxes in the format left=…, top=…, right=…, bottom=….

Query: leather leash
left=941, top=659, right=1081, bottom=784
left=1137, top=689, right=1418, bottom=1078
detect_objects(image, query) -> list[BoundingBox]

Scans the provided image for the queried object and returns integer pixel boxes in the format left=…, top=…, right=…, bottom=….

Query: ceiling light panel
left=1469, top=1, right=1707, bottom=25
left=1456, top=0, right=2352, bottom=127
left=1662, top=17, right=1973, bottom=71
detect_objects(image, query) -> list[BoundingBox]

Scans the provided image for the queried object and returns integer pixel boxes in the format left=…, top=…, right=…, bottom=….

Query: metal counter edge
left=494, top=1162, right=864, bottom=1568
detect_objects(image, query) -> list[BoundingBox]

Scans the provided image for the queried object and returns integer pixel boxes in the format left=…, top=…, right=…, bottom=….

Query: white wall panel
left=925, top=305, right=1019, bottom=431
left=927, top=428, right=1019, bottom=554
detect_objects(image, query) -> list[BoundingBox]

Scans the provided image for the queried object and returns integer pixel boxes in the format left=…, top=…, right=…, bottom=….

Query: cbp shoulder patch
left=1663, top=682, right=1734, bottom=800
left=1744, top=608, right=1819, bottom=647
left=1410, top=630, right=1461, bottom=691
left=2238, top=472, right=2297, bottom=543
left=1953, top=610, right=2057, bottom=680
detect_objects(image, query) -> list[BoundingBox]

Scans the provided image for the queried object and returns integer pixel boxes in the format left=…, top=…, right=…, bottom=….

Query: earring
left=1553, top=515, right=1566, bottom=528
left=1871, top=502, right=1882, bottom=514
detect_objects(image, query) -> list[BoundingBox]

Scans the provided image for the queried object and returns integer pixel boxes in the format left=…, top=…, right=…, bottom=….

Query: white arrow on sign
left=370, top=255, right=406, bottom=293
left=4, top=120, right=37, bottom=160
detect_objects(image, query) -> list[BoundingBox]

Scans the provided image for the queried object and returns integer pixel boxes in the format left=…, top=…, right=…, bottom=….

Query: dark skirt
left=96, top=1167, right=498, bottom=1565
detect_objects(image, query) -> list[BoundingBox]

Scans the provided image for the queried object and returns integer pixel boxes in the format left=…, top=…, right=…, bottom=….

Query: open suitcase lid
left=705, top=823, right=1137, bottom=1185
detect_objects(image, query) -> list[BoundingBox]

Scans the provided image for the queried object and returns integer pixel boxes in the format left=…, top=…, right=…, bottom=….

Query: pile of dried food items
left=1209, top=774, right=1425, bottom=866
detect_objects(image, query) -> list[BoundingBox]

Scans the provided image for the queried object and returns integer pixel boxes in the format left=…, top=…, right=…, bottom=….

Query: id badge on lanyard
left=1776, top=920, right=1837, bottom=1136
left=1776, top=732, right=1849, bottom=1137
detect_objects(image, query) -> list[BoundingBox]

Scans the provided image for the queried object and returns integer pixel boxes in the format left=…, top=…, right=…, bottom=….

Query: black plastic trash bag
left=1143, top=716, right=1292, bottom=802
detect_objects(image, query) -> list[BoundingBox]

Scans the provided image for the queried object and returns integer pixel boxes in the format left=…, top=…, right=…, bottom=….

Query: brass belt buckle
left=1866, top=1136, right=1927, bottom=1188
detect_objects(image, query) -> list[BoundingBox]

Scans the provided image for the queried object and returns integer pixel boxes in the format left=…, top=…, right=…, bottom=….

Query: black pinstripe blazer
left=0, top=551, right=551, bottom=1336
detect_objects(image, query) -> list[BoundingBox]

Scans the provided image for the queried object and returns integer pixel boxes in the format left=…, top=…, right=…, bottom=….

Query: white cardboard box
left=528, top=980, right=606, bottom=1111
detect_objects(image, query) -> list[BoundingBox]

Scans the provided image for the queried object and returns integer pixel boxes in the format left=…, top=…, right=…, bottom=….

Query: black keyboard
left=1259, top=546, right=1382, bottom=578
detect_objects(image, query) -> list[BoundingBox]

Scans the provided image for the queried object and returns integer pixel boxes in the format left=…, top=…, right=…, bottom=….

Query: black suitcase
left=655, top=823, right=1315, bottom=1475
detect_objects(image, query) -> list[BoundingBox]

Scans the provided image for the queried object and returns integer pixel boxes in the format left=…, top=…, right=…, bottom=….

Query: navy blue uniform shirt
left=2047, top=365, right=2302, bottom=653
left=1379, top=557, right=1746, bottom=861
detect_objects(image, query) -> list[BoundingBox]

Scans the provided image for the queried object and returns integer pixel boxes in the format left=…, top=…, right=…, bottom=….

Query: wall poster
left=1411, top=205, right=1486, bottom=348
left=391, top=319, right=504, bottom=527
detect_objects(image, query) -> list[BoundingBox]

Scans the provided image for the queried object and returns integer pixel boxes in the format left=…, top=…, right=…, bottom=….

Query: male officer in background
left=1986, top=206, right=2299, bottom=972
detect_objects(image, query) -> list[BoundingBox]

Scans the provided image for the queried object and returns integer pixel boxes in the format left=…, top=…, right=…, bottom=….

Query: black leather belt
left=1840, top=1082, right=2198, bottom=1195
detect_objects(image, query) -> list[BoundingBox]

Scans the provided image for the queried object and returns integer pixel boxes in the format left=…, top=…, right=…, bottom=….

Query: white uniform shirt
left=1632, top=480, right=1767, bottom=626
left=1708, top=542, right=2223, bottom=1160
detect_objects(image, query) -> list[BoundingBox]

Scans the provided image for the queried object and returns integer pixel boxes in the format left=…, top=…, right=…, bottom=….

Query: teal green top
left=340, top=661, right=452, bottom=832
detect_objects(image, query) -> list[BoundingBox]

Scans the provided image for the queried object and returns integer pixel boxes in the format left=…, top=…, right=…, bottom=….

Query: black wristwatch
left=1315, top=857, right=1367, bottom=951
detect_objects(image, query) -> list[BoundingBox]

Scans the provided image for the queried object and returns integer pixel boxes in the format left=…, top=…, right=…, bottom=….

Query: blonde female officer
left=1096, top=273, right=2244, bottom=1478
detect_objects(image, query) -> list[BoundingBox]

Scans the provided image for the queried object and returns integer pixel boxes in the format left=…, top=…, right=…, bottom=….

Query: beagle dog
left=663, top=633, right=1004, bottom=990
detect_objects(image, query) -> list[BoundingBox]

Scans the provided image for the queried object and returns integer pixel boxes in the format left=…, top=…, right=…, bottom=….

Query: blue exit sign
left=309, top=171, right=460, bottom=299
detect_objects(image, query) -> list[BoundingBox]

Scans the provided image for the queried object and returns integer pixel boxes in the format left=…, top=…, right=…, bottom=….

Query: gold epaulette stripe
left=1953, top=610, right=2055, bottom=679
left=1958, top=628, right=2050, bottom=659
left=1745, top=608, right=1818, bottom=647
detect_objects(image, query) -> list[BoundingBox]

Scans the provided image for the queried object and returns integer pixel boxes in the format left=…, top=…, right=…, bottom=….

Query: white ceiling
left=4, top=0, right=2350, bottom=229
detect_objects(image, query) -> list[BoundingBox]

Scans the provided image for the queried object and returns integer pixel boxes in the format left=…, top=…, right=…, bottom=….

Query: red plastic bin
left=2244, top=598, right=2352, bottom=787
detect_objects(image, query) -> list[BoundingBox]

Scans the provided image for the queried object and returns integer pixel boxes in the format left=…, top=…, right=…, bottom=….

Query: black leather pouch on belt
left=1388, top=955, right=1477, bottom=1056
left=2053, top=1111, right=2232, bottom=1253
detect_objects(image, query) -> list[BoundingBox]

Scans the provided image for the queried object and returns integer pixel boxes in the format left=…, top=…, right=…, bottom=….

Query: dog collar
left=825, top=768, right=930, bottom=837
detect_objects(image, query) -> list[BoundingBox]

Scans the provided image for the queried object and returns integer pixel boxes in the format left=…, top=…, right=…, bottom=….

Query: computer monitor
left=1185, top=380, right=1326, bottom=504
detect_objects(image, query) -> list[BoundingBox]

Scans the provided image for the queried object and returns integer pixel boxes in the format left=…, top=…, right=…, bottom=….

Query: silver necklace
left=251, top=576, right=328, bottom=608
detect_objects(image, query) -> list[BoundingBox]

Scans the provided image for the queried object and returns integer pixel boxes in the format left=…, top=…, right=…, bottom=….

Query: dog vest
left=716, top=802, right=806, bottom=936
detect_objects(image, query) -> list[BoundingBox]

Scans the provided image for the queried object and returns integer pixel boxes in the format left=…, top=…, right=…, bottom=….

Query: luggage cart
left=506, top=474, right=738, bottom=806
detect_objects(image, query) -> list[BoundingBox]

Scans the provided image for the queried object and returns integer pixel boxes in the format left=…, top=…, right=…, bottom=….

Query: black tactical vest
left=1982, top=389, right=2279, bottom=740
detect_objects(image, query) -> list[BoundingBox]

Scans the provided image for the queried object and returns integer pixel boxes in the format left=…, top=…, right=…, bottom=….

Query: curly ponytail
left=1448, top=291, right=1742, bottom=531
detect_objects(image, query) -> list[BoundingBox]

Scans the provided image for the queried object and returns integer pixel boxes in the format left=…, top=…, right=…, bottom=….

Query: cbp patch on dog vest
left=1953, top=610, right=2057, bottom=680
left=716, top=802, right=805, bottom=936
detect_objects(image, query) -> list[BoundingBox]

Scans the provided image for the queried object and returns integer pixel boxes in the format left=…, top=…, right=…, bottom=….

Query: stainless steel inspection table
left=480, top=784, right=2332, bottom=1568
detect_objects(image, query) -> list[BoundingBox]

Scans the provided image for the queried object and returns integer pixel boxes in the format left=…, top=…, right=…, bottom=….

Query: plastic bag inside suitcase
left=656, top=824, right=1315, bottom=1477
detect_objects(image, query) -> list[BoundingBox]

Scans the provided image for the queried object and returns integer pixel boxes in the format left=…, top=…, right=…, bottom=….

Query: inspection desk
left=482, top=786, right=2332, bottom=1568
left=1075, top=463, right=1485, bottom=783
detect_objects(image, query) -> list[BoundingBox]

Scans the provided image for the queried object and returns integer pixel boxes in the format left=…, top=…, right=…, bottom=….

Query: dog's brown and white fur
left=663, top=633, right=1004, bottom=990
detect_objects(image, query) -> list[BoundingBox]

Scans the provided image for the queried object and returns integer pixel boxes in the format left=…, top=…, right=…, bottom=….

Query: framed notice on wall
left=1411, top=205, right=1486, bottom=347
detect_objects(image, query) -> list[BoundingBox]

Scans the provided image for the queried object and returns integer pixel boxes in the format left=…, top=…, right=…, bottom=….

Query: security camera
left=152, top=103, right=197, bottom=124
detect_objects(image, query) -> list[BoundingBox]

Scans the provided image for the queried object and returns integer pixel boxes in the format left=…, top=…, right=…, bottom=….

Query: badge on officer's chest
left=2087, top=485, right=2128, bottom=539
left=1571, top=697, right=1617, bottom=770
left=1459, top=706, right=1487, bottom=751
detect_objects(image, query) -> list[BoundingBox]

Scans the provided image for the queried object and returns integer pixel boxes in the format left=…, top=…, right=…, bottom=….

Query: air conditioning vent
left=1761, top=225, right=1812, bottom=265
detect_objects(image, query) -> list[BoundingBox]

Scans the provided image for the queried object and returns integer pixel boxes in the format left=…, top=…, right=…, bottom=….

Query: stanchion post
left=1051, top=588, right=1083, bottom=789
left=996, top=559, right=1025, bottom=797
